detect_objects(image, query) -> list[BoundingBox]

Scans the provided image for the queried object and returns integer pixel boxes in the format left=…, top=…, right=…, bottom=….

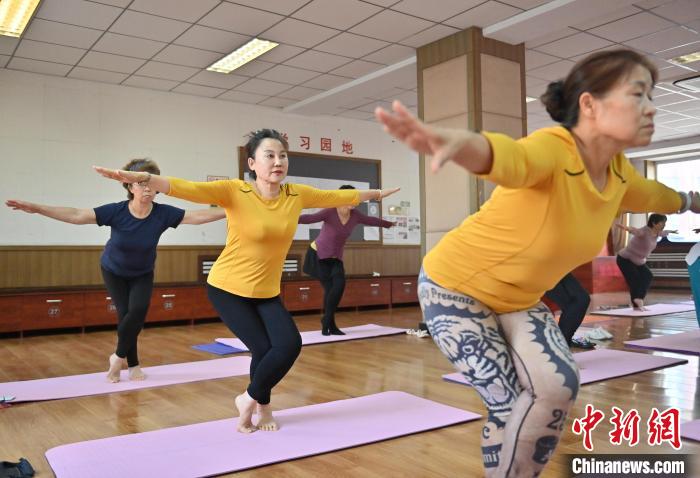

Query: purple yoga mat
left=590, top=303, right=695, bottom=317
left=681, top=419, right=700, bottom=442
left=442, top=349, right=687, bottom=387
left=45, top=391, right=481, bottom=478
left=2, top=357, right=251, bottom=403
left=625, top=330, right=700, bottom=356
left=215, top=323, right=407, bottom=351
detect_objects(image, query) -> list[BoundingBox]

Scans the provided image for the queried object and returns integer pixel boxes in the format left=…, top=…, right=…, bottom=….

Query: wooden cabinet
left=0, top=296, right=23, bottom=333
left=283, top=281, right=324, bottom=311
left=340, top=278, right=391, bottom=307
left=83, top=291, right=119, bottom=326
left=21, top=292, right=84, bottom=330
left=391, top=277, right=418, bottom=304
left=189, top=286, right=219, bottom=319
left=148, top=287, right=196, bottom=322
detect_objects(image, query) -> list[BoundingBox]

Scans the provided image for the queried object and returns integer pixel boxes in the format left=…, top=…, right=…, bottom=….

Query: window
left=655, top=159, right=700, bottom=242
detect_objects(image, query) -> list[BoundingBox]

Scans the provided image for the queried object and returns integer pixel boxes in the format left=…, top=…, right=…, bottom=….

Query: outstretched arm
left=615, top=223, right=644, bottom=236
left=5, top=199, right=96, bottom=225
left=180, top=208, right=227, bottom=225
left=93, top=166, right=171, bottom=194
left=357, top=187, right=400, bottom=202
left=299, top=209, right=330, bottom=224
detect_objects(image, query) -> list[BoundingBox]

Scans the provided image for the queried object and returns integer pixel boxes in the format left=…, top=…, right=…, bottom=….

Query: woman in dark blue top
left=6, top=159, right=225, bottom=383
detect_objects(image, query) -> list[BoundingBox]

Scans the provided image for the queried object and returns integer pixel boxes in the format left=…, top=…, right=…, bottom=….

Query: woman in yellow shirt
left=94, top=129, right=398, bottom=434
left=376, top=49, right=699, bottom=477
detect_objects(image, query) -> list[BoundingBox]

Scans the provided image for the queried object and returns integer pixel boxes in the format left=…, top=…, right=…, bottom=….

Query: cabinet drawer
left=391, top=277, right=418, bottom=304
left=283, top=281, right=324, bottom=311
left=148, top=288, right=195, bottom=322
left=340, top=279, right=391, bottom=307
left=21, top=293, right=84, bottom=330
left=0, top=296, right=23, bottom=332
left=83, top=291, right=119, bottom=326
left=189, top=286, right=219, bottom=319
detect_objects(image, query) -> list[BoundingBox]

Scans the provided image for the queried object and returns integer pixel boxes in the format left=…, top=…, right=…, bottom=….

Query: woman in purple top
left=615, top=213, right=677, bottom=310
left=299, top=185, right=395, bottom=335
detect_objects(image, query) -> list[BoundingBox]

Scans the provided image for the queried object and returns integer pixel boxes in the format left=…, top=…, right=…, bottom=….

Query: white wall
left=0, top=69, right=419, bottom=245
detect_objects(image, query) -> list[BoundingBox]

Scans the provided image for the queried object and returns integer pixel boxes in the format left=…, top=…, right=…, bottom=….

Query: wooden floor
left=1, top=290, right=699, bottom=477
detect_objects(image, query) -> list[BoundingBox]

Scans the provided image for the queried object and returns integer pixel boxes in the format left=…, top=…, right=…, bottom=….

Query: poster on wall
left=383, top=214, right=420, bottom=245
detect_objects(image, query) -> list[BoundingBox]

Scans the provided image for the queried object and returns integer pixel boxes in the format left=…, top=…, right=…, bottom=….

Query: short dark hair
left=122, top=158, right=160, bottom=200
left=647, top=213, right=667, bottom=228
left=541, top=49, right=658, bottom=129
left=245, top=129, right=289, bottom=180
left=339, top=184, right=356, bottom=190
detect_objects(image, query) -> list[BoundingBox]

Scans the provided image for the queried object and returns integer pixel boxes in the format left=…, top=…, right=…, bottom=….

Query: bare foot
left=632, top=299, right=647, bottom=311
left=234, top=392, right=258, bottom=433
left=256, top=403, right=279, bottom=431
left=128, top=366, right=146, bottom=381
left=107, top=353, right=125, bottom=383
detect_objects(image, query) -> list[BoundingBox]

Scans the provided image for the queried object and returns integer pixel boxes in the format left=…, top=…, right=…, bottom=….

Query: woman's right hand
left=5, top=199, right=40, bottom=214
left=93, top=166, right=148, bottom=184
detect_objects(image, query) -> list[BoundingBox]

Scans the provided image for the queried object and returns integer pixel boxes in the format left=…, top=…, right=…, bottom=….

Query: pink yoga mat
left=681, top=419, right=700, bottom=442
left=625, top=330, right=700, bottom=356
left=590, top=303, right=695, bottom=317
left=216, top=323, right=407, bottom=351
left=442, top=349, right=686, bottom=387
left=45, top=391, right=481, bottom=478
left=2, top=357, right=251, bottom=403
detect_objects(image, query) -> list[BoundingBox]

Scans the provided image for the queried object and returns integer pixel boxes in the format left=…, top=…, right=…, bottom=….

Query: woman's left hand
left=93, top=166, right=148, bottom=184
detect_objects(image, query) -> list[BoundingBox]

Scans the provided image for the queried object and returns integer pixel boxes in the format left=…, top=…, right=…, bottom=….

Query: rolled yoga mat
left=625, top=330, right=700, bottom=356
left=1, top=356, right=252, bottom=403
left=214, top=323, right=407, bottom=353
left=442, top=349, right=687, bottom=387
left=45, top=391, right=481, bottom=478
left=590, top=303, right=695, bottom=317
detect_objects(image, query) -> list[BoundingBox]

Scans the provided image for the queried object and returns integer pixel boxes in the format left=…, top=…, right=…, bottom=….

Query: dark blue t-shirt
left=94, top=201, right=185, bottom=277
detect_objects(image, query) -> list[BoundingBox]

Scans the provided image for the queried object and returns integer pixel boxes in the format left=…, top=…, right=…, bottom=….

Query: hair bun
left=541, top=80, right=567, bottom=123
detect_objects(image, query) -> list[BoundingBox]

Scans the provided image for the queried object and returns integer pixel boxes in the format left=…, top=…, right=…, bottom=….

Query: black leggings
left=616, top=255, right=653, bottom=302
left=101, top=267, right=154, bottom=368
left=207, top=285, right=302, bottom=405
left=318, top=258, right=346, bottom=329
left=544, top=273, right=591, bottom=344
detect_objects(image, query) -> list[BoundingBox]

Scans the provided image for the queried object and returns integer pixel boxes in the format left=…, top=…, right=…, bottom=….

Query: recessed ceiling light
left=673, top=74, right=700, bottom=93
left=669, top=51, right=700, bottom=66
left=0, top=0, right=41, bottom=38
left=207, top=38, right=278, bottom=74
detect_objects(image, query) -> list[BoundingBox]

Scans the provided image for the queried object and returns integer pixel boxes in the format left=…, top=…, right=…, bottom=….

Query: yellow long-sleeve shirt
left=168, top=178, right=360, bottom=298
left=423, top=126, right=681, bottom=313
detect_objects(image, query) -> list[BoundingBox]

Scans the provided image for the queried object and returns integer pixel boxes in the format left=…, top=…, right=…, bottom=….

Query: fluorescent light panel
left=670, top=51, right=700, bottom=66
left=525, top=96, right=538, bottom=103
left=207, top=38, right=278, bottom=74
left=0, top=0, right=41, bottom=38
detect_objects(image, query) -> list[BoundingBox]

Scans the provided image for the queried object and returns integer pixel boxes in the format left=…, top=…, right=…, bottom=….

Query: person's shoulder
left=527, top=125, right=574, bottom=145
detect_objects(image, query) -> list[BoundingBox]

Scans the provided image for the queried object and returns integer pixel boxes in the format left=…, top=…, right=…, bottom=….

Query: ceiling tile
left=350, top=10, right=433, bottom=42
left=0, top=36, right=19, bottom=55
left=588, top=12, right=674, bottom=43
left=68, top=67, right=128, bottom=84
left=0, top=55, right=9, bottom=68
left=91, top=0, right=132, bottom=6
left=355, top=99, right=393, bottom=113
left=525, top=28, right=577, bottom=48
left=187, top=70, right=248, bottom=89
left=303, top=74, right=351, bottom=89
left=235, top=78, right=294, bottom=95
left=92, top=32, right=167, bottom=59
left=222, top=0, right=310, bottom=16
left=525, top=49, right=560, bottom=70
left=172, top=83, right=226, bottom=97
left=391, top=0, right=482, bottom=22
left=655, top=41, right=700, bottom=60
left=284, top=49, right=352, bottom=72
left=362, top=0, right=399, bottom=6
left=331, top=59, right=384, bottom=78
left=258, top=97, right=296, bottom=107
left=527, top=59, right=576, bottom=81
left=315, top=33, right=389, bottom=58
left=362, top=44, right=415, bottom=64
left=23, top=19, right=102, bottom=49
left=659, top=64, right=698, bottom=81
left=632, top=0, right=671, bottom=8
left=652, top=0, right=700, bottom=23
left=262, top=18, right=341, bottom=48
left=399, top=24, right=460, bottom=48
left=135, top=61, right=200, bottom=81
left=109, top=10, right=190, bottom=42
left=335, top=109, right=375, bottom=120
left=7, top=57, right=72, bottom=76
left=277, top=85, right=324, bottom=100
left=174, top=25, right=249, bottom=54
left=258, top=65, right=320, bottom=85
left=128, top=0, right=220, bottom=22
left=255, top=43, right=305, bottom=63
left=573, top=5, right=641, bottom=30
left=388, top=89, right=417, bottom=106
left=444, top=1, right=522, bottom=29
left=534, top=32, right=613, bottom=58
left=499, top=0, right=549, bottom=7
left=624, top=27, right=700, bottom=54
left=339, top=97, right=375, bottom=109
left=15, top=39, right=86, bottom=65
left=230, top=60, right=276, bottom=77
left=35, top=0, right=123, bottom=30
left=78, top=51, right=146, bottom=73
left=199, top=3, right=284, bottom=36
left=292, top=0, right=382, bottom=30
left=122, top=75, right=179, bottom=91
left=218, top=90, right=268, bottom=104
left=153, top=45, right=222, bottom=68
